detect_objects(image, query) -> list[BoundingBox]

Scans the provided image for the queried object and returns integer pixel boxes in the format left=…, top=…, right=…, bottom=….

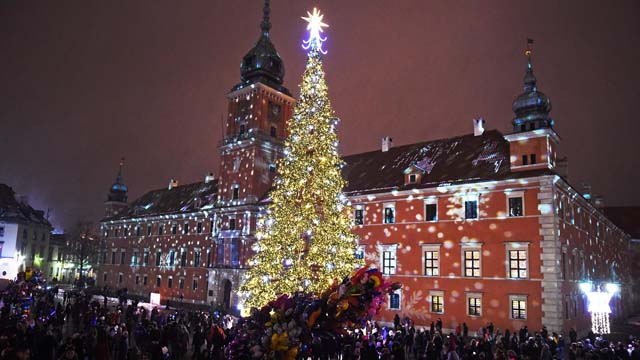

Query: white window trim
left=461, top=243, right=482, bottom=278
left=383, top=202, right=396, bottom=224
left=354, top=204, right=365, bottom=225
left=355, top=244, right=366, bottom=260
left=505, top=242, right=529, bottom=279
left=462, top=193, right=480, bottom=220
left=388, top=288, right=402, bottom=310
left=242, top=212, right=251, bottom=235
left=377, top=244, right=398, bottom=275
left=424, top=198, right=438, bottom=222
left=509, top=294, right=528, bottom=320
left=408, top=173, right=417, bottom=183
left=421, top=244, right=440, bottom=277
left=429, top=290, right=445, bottom=314
left=505, top=191, right=525, bottom=217
left=466, top=292, right=483, bottom=317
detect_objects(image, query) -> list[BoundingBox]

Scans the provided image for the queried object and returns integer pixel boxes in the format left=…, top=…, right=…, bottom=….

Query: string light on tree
left=240, top=8, right=363, bottom=310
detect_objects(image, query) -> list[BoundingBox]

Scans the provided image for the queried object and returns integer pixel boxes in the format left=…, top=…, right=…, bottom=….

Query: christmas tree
left=240, top=8, right=363, bottom=309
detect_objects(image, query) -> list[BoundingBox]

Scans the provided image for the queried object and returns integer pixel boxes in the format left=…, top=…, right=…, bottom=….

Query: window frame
left=422, top=244, right=440, bottom=277
left=429, top=290, right=445, bottom=314
left=388, top=288, right=401, bottom=310
left=509, top=295, right=528, bottom=320
left=424, top=198, right=438, bottom=222
left=466, top=293, right=482, bottom=317
left=506, top=191, right=525, bottom=217
left=354, top=205, right=365, bottom=225
left=506, top=242, right=529, bottom=279
left=378, top=244, right=397, bottom=275
left=383, top=203, right=395, bottom=224
left=461, top=244, right=482, bottom=278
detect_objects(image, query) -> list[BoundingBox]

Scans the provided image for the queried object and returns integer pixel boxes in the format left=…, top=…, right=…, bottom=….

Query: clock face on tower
left=268, top=101, right=282, bottom=122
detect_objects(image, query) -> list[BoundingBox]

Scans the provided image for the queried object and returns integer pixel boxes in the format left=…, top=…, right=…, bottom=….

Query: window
left=509, top=295, right=527, bottom=320
left=132, top=250, right=139, bottom=266
left=194, top=249, right=201, bottom=267
left=197, top=222, right=203, bottom=234
left=192, top=278, right=198, bottom=290
left=355, top=245, right=365, bottom=260
left=232, top=185, right=240, bottom=200
left=269, top=163, right=276, bottom=172
left=508, top=196, right=524, bottom=217
left=217, top=239, right=225, bottom=265
left=354, top=207, right=364, bottom=225
left=114, top=229, right=119, bottom=237
left=147, top=225, right=152, bottom=236
left=156, top=276, right=161, bottom=288
left=379, top=245, right=397, bottom=275
left=0, top=226, right=4, bottom=237
left=242, top=213, right=251, bottom=235
left=423, top=247, right=440, bottom=276
left=180, top=248, right=187, bottom=267
left=211, top=216, right=220, bottom=236
left=229, top=217, right=236, bottom=231
left=430, top=292, right=444, bottom=313
left=270, top=126, right=277, bottom=137
left=467, top=294, right=482, bottom=316
left=111, top=250, right=116, bottom=264
left=425, top=201, right=437, bottom=222
left=179, top=278, right=185, bottom=289
left=118, top=273, right=123, bottom=284
left=143, top=250, right=149, bottom=266
left=168, top=277, right=173, bottom=289
left=522, top=154, right=528, bottom=165
left=231, top=240, right=240, bottom=266
left=143, top=275, right=148, bottom=286
left=409, top=174, right=417, bottom=183
left=135, top=275, right=139, bottom=285
left=206, top=249, right=212, bottom=268
left=156, top=251, right=162, bottom=266
left=508, top=249, right=528, bottom=279
left=103, top=272, right=108, bottom=283
left=389, top=289, right=401, bottom=310
left=158, top=224, right=164, bottom=236
left=383, top=203, right=395, bottom=224
left=168, top=249, right=176, bottom=267
left=464, top=200, right=478, bottom=219
left=183, top=223, right=189, bottom=234
left=561, top=251, right=567, bottom=280
left=171, top=224, right=177, bottom=235
left=530, top=154, right=537, bottom=164
left=463, top=249, right=481, bottom=277
left=136, top=226, right=141, bottom=236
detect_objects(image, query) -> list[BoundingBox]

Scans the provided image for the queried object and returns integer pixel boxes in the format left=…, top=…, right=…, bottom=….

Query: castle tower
left=505, top=41, right=560, bottom=172
left=104, top=158, right=128, bottom=217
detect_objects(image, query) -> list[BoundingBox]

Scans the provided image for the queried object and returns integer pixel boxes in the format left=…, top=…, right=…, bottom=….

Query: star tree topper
left=302, top=7, right=329, bottom=54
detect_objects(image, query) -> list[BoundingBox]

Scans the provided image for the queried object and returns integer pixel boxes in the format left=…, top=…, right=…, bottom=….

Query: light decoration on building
left=239, top=8, right=362, bottom=310
left=580, top=282, right=618, bottom=334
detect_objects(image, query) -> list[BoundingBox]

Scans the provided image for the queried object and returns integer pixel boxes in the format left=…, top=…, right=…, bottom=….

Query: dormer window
left=409, top=174, right=417, bottom=183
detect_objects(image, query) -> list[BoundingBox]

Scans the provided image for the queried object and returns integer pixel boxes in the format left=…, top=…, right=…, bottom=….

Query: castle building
left=97, top=3, right=634, bottom=333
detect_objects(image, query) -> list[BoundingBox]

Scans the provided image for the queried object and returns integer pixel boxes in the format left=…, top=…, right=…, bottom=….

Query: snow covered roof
left=0, top=184, right=51, bottom=227
left=342, top=130, right=521, bottom=195
left=104, top=180, right=218, bottom=221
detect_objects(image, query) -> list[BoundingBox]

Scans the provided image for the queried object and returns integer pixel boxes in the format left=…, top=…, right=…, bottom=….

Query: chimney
left=204, top=172, right=215, bottom=184
left=555, top=156, right=569, bottom=179
left=473, top=117, right=485, bottom=136
left=381, top=136, right=393, bottom=152
left=168, top=179, right=179, bottom=190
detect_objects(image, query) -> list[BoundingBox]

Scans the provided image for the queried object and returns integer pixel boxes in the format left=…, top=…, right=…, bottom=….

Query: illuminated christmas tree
left=240, top=8, right=362, bottom=309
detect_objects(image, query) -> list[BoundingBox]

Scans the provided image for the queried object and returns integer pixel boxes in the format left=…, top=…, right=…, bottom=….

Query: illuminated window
left=383, top=203, right=395, bottom=224
left=425, top=201, right=437, bottom=222
left=508, top=249, right=528, bottom=279
left=197, top=222, right=203, bottom=234
left=206, top=249, right=212, bottom=268
left=463, top=249, right=481, bottom=277
left=354, top=206, right=364, bottom=225
left=467, top=294, right=482, bottom=316
left=231, top=239, right=240, bottom=266
left=168, top=277, right=173, bottom=289
left=389, top=289, right=401, bottom=310
left=211, top=216, right=220, bottom=235
left=430, top=292, right=444, bottom=313
left=180, top=248, right=187, bottom=267
left=183, top=222, right=189, bottom=234
left=194, top=249, right=201, bottom=267
left=379, top=245, right=397, bottom=275
left=423, top=245, right=440, bottom=276
left=464, top=200, right=478, bottom=219
left=507, top=193, right=524, bottom=217
left=168, top=249, right=176, bottom=267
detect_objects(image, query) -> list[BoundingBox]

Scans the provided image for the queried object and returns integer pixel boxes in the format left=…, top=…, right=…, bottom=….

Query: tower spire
left=523, top=38, right=537, bottom=92
left=260, top=0, right=271, bottom=36
left=116, top=157, right=125, bottom=182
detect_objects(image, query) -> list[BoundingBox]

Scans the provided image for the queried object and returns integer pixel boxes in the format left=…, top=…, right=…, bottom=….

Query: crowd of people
left=0, top=279, right=638, bottom=359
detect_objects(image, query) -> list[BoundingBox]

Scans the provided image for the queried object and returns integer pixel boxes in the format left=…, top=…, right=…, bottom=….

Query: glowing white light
left=301, top=8, right=328, bottom=54
left=606, top=283, right=619, bottom=294
left=579, top=282, right=592, bottom=293
left=581, top=283, right=619, bottom=334
left=150, top=292, right=161, bottom=306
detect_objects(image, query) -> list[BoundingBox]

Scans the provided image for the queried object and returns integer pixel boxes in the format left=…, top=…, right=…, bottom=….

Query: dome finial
left=261, top=0, right=271, bottom=36
left=116, top=157, right=125, bottom=182
left=523, top=38, right=537, bottom=92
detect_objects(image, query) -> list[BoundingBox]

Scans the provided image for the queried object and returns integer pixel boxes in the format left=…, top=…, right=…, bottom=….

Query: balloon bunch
left=226, top=267, right=401, bottom=359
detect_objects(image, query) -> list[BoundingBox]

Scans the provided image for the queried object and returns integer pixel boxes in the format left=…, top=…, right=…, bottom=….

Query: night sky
left=1, top=1, right=639, bottom=231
